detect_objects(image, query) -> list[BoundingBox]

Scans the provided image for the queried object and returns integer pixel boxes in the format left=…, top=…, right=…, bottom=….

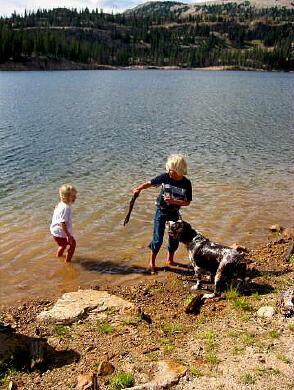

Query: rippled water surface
left=0, top=70, right=293, bottom=304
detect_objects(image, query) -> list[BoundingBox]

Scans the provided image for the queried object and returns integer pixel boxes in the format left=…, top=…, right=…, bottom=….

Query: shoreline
left=0, top=233, right=293, bottom=390
left=0, top=59, right=290, bottom=72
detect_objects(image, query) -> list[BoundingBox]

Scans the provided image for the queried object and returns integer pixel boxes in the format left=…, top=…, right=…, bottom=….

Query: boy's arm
left=133, top=181, right=152, bottom=195
left=59, top=222, right=74, bottom=244
left=164, top=196, right=190, bottom=207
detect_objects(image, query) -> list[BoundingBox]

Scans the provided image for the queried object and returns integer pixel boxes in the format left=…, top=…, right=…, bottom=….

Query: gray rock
left=128, top=360, right=187, bottom=390
left=257, top=306, right=275, bottom=318
left=37, top=289, right=135, bottom=324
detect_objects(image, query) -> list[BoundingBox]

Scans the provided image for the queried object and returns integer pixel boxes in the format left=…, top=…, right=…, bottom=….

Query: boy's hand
left=133, top=187, right=141, bottom=195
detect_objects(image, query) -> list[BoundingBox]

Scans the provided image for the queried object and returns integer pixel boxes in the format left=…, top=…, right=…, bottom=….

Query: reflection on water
left=0, top=70, right=293, bottom=304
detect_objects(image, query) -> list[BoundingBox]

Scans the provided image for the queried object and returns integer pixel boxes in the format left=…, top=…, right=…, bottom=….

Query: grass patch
left=232, top=345, right=245, bottom=355
left=233, top=297, right=253, bottom=312
left=190, top=367, right=203, bottom=376
left=146, top=352, right=157, bottom=361
left=123, top=316, right=142, bottom=326
left=227, top=330, right=239, bottom=338
left=204, top=339, right=217, bottom=352
left=241, top=332, right=255, bottom=346
left=276, top=354, right=290, bottom=364
left=195, top=330, right=216, bottom=340
left=204, top=352, right=219, bottom=365
left=149, top=287, right=164, bottom=294
left=194, top=314, right=209, bottom=325
left=184, top=294, right=195, bottom=305
left=252, top=292, right=261, bottom=300
left=241, top=373, right=255, bottom=385
left=161, top=323, right=183, bottom=335
left=97, top=320, right=113, bottom=334
left=266, top=329, right=280, bottom=339
left=224, top=288, right=239, bottom=300
left=290, top=254, right=294, bottom=265
left=52, top=325, right=70, bottom=337
left=110, top=371, right=134, bottom=390
left=254, top=367, right=280, bottom=376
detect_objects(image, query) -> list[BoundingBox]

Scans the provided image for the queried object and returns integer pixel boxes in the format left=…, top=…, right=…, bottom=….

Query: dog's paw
left=190, top=284, right=201, bottom=292
left=202, top=293, right=215, bottom=299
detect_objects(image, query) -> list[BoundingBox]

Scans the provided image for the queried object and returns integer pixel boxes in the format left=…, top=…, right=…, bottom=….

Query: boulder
left=257, top=306, right=275, bottom=318
left=127, top=360, right=187, bottom=389
left=37, top=290, right=135, bottom=325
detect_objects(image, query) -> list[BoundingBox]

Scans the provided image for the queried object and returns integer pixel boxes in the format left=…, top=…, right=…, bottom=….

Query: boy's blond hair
left=166, top=154, right=188, bottom=176
left=59, top=184, right=77, bottom=204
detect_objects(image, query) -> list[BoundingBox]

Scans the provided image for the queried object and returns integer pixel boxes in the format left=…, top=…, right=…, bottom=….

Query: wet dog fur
left=168, top=220, right=246, bottom=296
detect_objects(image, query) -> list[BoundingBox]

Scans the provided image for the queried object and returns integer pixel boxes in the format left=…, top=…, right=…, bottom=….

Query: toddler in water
left=50, top=184, right=77, bottom=262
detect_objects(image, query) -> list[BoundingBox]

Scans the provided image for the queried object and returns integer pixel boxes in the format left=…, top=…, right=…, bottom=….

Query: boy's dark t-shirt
left=150, top=173, right=192, bottom=213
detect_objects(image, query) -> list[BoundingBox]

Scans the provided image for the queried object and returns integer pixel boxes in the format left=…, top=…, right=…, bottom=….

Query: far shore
left=0, top=59, right=289, bottom=72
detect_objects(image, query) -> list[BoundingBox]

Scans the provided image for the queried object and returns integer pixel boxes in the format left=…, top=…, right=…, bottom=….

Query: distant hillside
left=0, top=1, right=293, bottom=71
left=125, top=0, right=294, bottom=17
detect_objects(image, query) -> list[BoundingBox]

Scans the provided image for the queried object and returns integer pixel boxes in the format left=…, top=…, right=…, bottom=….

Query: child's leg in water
left=65, top=239, right=76, bottom=262
left=56, top=245, right=67, bottom=257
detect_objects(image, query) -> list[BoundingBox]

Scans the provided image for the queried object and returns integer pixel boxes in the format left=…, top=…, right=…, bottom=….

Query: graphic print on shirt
left=162, top=183, right=188, bottom=201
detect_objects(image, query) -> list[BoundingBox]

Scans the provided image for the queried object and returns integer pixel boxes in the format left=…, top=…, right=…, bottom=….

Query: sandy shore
left=0, top=230, right=293, bottom=390
left=0, top=59, right=275, bottom=72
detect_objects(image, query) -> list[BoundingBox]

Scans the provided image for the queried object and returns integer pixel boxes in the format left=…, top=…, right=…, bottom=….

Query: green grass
left=232, top=297, right=253, bottom=312
left=123, top=316, right=142, bottom=326
left=146, top=352, right=157, bottom=361
left=241, top=373, right=255, bottom=385
left=224, top=288, right=239, bottom=300
left=254, top=367, right=280, bottom=376
left=252, top=292, right=261, bottom=300
left=204, top=339, right=217, bottom=352
left=241, top=332, right=255, bottom=346
left=52, top=325, right=70, bottom=337
left=194, top=314, right=209, bottom=325
left=204, top=352, right=219, bottom=365
left=276, top=354, right=290, bottom=364
left=184, top=294, right=195, bottom=305
left=97, top=320, right=113, bottom=334
left=232, top=345, right=245, bottom=355
left=149, top=287, right=164, bottom=294
left=190, top=367, right=203, bottom=376
left=266, top=329, right=280, bottom=339
left=110, top=371, right=134, bottom=390
left=288, top=324, right=294, bottom=333
left=161, top=323, right=183, bottom=335
left=195, top=330, right=216, bottom=340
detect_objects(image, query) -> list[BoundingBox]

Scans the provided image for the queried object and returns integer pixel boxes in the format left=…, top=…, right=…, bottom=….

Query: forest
left=0, top=1, right=293, bottom=70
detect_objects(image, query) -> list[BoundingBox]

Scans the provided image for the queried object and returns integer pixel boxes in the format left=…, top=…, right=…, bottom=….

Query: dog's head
left=168, top=220, right=197, bottom=243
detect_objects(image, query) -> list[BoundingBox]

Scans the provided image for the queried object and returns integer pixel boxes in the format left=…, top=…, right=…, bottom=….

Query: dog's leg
left=190, top=258, right=203, bottom=291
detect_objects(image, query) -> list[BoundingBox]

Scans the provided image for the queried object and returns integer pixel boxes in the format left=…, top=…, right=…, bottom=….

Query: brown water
left=0, top=70, right=293, bottom=305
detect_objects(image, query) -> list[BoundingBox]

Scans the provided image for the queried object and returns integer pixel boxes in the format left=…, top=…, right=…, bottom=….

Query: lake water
left=0, top=70, right=293, bottom=305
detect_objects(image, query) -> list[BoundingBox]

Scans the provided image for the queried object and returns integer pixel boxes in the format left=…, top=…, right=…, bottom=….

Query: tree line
left=0, top=3, right=293, bottom=70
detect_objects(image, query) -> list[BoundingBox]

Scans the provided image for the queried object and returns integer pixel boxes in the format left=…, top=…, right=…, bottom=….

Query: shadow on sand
left=0, top=331, right=80, bottom=374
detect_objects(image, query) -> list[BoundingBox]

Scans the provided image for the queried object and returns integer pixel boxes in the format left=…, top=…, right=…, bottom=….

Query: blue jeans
left=148, top=207, right=179, bottom=253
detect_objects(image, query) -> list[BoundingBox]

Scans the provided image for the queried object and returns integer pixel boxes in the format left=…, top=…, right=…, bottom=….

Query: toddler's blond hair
left=166, top=154, right=188, bottom=176
left=59, top=184, right=77, bottom=204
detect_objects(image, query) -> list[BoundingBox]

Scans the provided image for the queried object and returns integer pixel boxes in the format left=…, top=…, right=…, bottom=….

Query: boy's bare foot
left=165, top=261, right=181, bottom=267
left=147, top=266, right=157, bottom=275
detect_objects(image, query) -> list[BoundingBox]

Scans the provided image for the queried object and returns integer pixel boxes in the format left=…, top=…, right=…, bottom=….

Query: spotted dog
left=168, top=220, right=246, bottom=297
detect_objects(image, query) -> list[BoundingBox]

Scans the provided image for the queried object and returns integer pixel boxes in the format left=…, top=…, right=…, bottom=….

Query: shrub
left=110, top=371, right=134, bottom=390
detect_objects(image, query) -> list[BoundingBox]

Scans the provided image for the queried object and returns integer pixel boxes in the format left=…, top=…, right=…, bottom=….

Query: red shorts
left=52, top=235, right=68, bottom=247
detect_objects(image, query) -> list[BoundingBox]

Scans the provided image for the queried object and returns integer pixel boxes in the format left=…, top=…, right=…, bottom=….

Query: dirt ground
left=0, top=233, right=293, bottom=390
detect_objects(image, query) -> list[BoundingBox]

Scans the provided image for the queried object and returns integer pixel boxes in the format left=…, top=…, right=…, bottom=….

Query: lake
left=0, top=69, right=293, bottom=304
